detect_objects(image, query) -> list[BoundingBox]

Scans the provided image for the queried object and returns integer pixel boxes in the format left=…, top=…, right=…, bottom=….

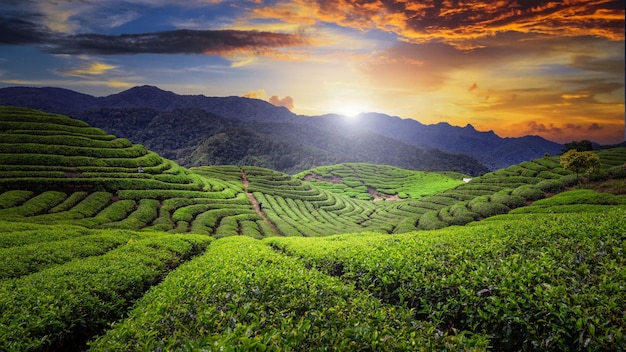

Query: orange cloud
left=250, top=0, right=624, bottom=49
left=242, top=89, right=267, bottom=99
left=269, top=95, right=295, bottom=110
left=468, top=83, right=478, bottom=92
left=252, top=5, right=316, bottom=25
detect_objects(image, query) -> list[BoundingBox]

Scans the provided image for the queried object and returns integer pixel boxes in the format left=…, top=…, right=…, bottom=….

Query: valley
left=0, top=106, right=625, bottom=351
left=0, top=85, right=573, bottom=174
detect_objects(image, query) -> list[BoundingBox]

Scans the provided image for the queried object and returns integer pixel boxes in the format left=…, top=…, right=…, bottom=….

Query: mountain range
left=0, top=85, right=564, bottom=174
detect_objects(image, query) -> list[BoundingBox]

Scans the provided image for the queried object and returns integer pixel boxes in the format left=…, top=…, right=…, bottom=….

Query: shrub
left=470, top=201, right=510, bottom=218
left=536, top=170, right=561, bottom=179
left=490, top=191, right=526, bottom=209
left=607, top=165, right=626, bottom=178
left=89, top=236, right=483, bottom=351
left=0, top=190, right=33, bottom=209
left=535, top=179, right=565, bottom=193
left=512, top=185, right=544, bottom=201
left=0, top=233, right=213, bottom=351
left=417, top=211, right=447, bottom=230
left=560, top=174, right=579, bottom=187
left=0, top=191, right=67, bottom=218
left=49, top=192, right=89, bottom=213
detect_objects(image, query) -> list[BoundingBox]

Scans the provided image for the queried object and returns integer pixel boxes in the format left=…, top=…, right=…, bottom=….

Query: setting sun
left=337, top=105, right=363, bottom=118
left=0, top=0, right=623, bottom=144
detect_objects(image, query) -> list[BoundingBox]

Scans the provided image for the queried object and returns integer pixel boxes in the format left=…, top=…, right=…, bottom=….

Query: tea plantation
left=1, top=106, right=625, bottom=351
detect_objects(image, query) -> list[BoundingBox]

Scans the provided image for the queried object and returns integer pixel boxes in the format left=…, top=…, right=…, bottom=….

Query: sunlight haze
left=0, top=0, right=623, bottom=144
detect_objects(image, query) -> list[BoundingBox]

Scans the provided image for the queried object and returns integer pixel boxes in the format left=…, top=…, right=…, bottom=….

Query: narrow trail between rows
left=241, top=169, right=282, bottom=237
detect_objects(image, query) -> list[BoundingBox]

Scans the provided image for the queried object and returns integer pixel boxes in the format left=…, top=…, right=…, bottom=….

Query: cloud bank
left=0, top=17, right=308, bottom=56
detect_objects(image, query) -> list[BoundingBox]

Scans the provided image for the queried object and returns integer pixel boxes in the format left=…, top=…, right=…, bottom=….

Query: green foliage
left=49, top=191, right=88, bottom=213
left=511, top=184, right=544, bottom=201
left=89, top=236, right=488, bottom=351
left=0, top=232, right=213, bottom=351
left=560, top=150, right=602, bottom=179
left=562, top=139, right=593, bottom=153
left=509, top=189, right=626, bottom=214
left=1, top=105, right=626, bottom=351
left=0, top=190, right=33, bottom=208
left=607, top=165, right=626, bottom=178
left=0, top=222, right=90, bottom=248
left=417, top=211, right=447, bottom=230
left=27, top=192, right=112, bottom=221
left=0, top=231, right=137, bottom=279
left=489, top=190, right=526, bottom=209
left=100, top=199, right=159, bottom=230
left=532, top=189, right=626, bottom=206
left=0, top=191, right=66, bottom=218
left=267, top=209, right=626, bottom=351
left=534, top=179, right=565, bottom=193
left=469, top=200, right=510, bottom=218
left=296, top=163, right=464, bottom=200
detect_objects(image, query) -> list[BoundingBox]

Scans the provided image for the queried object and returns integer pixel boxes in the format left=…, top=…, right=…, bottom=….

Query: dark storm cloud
left=0, top=16, right=50, bottom=44
left=0, top=15, right=308, bottom=55
left=47, top=29, right=308, bottom=55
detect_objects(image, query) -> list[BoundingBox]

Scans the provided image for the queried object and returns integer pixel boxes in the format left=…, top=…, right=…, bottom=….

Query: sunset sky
left=0, top=0, right=624, bottom=144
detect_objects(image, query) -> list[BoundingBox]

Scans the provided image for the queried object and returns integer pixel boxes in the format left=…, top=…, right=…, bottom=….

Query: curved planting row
left=0, top=220, right=213, bottom=352
left=290, top=156, right=621, bottom=233
left=0, top=106, right=206, bottom=193
left=408, top=153, right=623, bottom=231
left=88, top=236, right=486, bottom=351
left=0, top=108, right=276, bottom=237
left=0, top=188, right=274, bottom=237
left=295, top=163, right=465, bottom=200
left=243, top=166, right=395, bottom=236
left=2, top=106, right=625, bottom=237
left=502, top=188, right=626, bottom=215
left=266, top=209, right=626, bottom=351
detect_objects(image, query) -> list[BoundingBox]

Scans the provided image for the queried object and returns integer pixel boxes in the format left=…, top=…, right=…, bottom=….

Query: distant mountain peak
left=111, top=85, right=177, bottom=98
left=0, top=85, right=563, bottom=171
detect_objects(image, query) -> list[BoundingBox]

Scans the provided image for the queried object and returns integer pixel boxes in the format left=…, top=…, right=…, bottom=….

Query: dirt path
left=241, top=169, right=281, bottom=236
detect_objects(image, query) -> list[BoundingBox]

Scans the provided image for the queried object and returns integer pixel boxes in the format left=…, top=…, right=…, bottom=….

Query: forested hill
left=0, top=85, right=562, bottom=173
left=73, top=107, right=489, bottom=175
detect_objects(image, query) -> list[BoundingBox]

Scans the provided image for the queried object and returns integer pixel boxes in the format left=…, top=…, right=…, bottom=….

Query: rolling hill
left=0, top=85, right=564, bottom=173
left=1, top=106, right=625, bottom=351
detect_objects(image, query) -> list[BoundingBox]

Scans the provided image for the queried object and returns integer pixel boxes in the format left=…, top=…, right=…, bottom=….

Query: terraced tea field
left=1, top=106, right=625, bottom=351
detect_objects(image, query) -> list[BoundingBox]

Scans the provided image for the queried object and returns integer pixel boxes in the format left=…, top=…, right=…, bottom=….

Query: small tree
left=560, top=150, right=601, bottom=180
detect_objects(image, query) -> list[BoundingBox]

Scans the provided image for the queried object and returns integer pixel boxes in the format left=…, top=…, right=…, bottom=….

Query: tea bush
left=268, top=209, right=626, bottom=351
left=89, top=236, right=489, bottom=351
left=0, top=233, right=213, bottom=351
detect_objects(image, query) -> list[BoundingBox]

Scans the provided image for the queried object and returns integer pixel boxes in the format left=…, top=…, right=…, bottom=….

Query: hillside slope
left=0, top=106, right=625, bottom=351
left=0, top=85, right=563, bottom=172
left=314, top=113, right=563, bottom=170
left=73, top=106, right=489, bottom=175
left=2, top=106, right=625, bottom=236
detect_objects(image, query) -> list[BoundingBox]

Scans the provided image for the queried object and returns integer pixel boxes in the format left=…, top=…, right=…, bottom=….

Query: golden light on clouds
left=0, top=0, right=623, bottom=144
left=243, top=89, right=267, bottom=99
left=61, top=62, right=118, bottom=76
left=250, top=0, right=624, bottom=48
left=106, top=80, right=134, bottom=88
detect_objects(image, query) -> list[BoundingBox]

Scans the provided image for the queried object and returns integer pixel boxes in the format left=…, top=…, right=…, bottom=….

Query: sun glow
left=334, top=101, right=373, bottom=118
left=337, top=105, right=363, bottom=117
